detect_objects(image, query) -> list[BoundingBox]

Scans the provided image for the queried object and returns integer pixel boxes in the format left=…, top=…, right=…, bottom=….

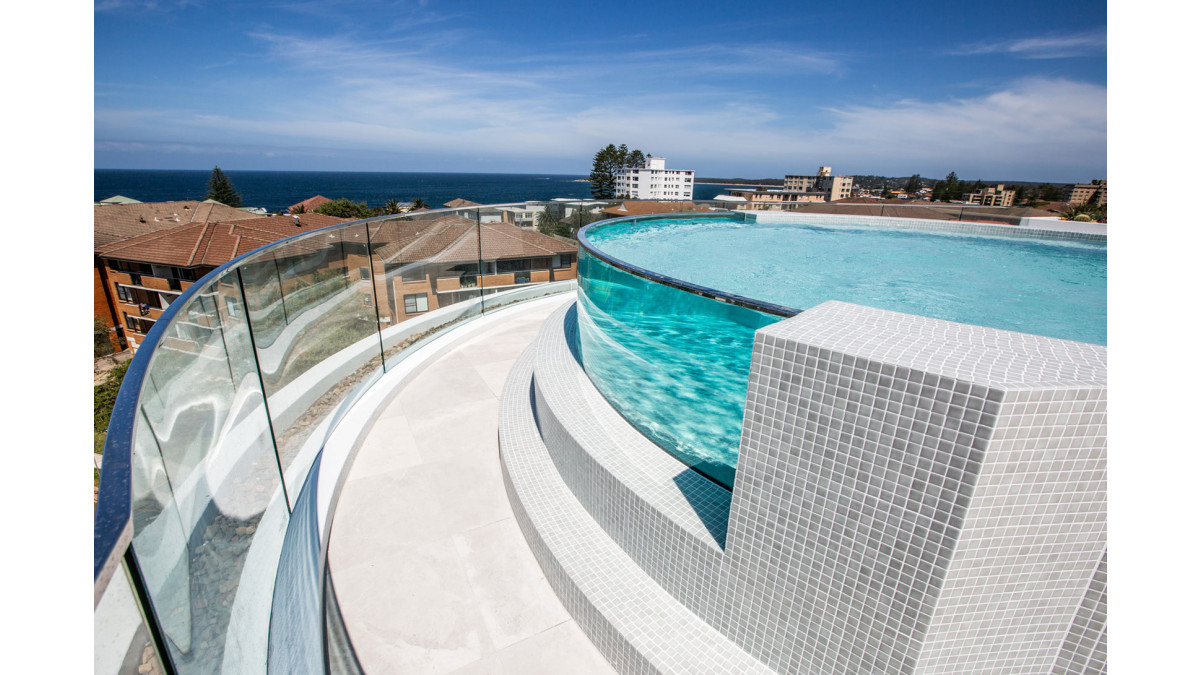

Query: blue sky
left=95, top=0, right=1107, bottom=182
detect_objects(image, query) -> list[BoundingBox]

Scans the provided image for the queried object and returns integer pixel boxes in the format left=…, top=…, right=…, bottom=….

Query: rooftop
left=93, top=199, right=262, bottom=250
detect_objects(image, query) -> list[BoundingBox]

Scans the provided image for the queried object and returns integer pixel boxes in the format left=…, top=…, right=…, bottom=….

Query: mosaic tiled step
left=500, top=344, right=776, bottom=675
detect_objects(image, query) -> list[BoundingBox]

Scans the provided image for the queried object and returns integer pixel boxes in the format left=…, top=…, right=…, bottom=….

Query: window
left=116, top=285, right=134, bottom=303
left=404, top=293, right=429, bottom=314
left=555, top=253, right=576, bottom=268
left=129, top=274, right=142, bottom=286
left=168, top=278, right=182, bottom=291
left=530, top=257, right=551, bottom=270
left=497, top=258, right=531, bottom=273
left=359, top=267, right=371, bottom=281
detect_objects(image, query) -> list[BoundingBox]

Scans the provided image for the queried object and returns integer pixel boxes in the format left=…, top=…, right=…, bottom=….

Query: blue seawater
left=94, top=169, right=737, bottom=213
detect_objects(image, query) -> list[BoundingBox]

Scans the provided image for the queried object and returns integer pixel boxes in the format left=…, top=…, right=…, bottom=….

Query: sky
left=95, top=0, right=1107, bottom=181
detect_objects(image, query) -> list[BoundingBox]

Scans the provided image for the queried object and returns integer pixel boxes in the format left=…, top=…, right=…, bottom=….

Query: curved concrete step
left=499, top=342, right=775, bottom=675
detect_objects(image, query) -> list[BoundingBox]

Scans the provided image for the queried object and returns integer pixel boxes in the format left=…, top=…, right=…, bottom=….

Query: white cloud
left=951, top=29, right=1107, bottom=59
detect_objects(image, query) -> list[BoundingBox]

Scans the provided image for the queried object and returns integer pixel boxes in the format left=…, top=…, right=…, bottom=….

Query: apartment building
left=965, top=183, right=1016, bottom=207
left=783, top=166, right=854, bottom=201
left=369, top=214, right=578, bottom=324
left=1067, top=180, right=1107, bottom=205
left=615, top=156, right=694, bottom=200
left=93, top=199, right=265, bottom=352
left=97, top=212, right=351, bottom=351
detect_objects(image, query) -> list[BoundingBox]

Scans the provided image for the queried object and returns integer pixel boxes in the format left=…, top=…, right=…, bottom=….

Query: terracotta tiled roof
left=600, top=201, right=716, bottom=217
left=288, top=195, right=332, bottom=212
left=94, top=200, right=261, bottom=250
left=369, top=215, right=576, bottom=265
left=97, top=213, right=352, bottom=268
left=443, top=198, right=480, bottom=208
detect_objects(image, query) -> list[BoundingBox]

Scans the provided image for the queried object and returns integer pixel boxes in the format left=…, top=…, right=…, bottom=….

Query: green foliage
left=384, top=199, right=403, bottom=214
left=410, top=198, right=429, bottom=211
left=94, top=360, right=131, bottom=439
left=589, top=143, right=646, bottom=199
left=1038, top=183, right=1064, bottom=202
left=206, top=166, right=242, bottom=207
left=904, top=174, right=921, bottom=195
left=94, top=315, right=115, bottom=358
left=882, top=186, right=895, bottom=199
left=290, top=204, right=306, bottom=214
left=315, top=198, right=374, bottom=219
left=1062, top=202, right=1106, bottom=223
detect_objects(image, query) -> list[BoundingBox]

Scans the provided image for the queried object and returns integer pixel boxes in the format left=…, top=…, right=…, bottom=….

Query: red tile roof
left=601, top=201, right=716, bottom=217
left=94, top=200, right=260, bottom=250
left=288, top=195, right=332, bottom=212
left=369, top=215, right=576, bottom=265
left=97, top=213, right=352, bottom=268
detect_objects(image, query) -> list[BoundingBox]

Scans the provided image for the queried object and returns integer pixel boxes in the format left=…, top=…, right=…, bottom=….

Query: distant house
left=443, top=198, right=481, bottom=208
left=96, top=212, right=350, bottom=352
left=289, top=195, right=333, bottom=213
left=600, top=201, right=716, bottom=217
left=368, top=215, right=578, bottom=323
left=964, top=184, right=1016, bottom=207
left=93, top=200, right=265, bottom=352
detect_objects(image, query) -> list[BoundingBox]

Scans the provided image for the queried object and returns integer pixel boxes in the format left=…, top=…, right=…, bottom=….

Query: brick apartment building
left=96, top=211, right=350, bottom=352
left=94, top=199, right=266, bottom=352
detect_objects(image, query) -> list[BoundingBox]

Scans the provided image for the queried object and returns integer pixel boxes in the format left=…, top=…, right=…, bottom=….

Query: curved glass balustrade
left=93, top=201, right=611, bottom=674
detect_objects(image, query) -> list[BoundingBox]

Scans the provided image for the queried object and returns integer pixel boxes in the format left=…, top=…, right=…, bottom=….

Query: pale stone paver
left=328, top=297, right=615, bottom=675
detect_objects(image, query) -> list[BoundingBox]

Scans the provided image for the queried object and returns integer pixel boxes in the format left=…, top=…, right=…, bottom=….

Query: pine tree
left=206, top=166, right=242, bottom=207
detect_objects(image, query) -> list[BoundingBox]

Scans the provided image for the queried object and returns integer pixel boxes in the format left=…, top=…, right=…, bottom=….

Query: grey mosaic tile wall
left=719, top=301, right=1107, bottom=675
left=502, top=299, right=1106, bottom=675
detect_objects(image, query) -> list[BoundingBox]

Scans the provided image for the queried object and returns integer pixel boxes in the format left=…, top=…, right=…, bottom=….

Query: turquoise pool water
left=577, top=215, right=1107, bottom=489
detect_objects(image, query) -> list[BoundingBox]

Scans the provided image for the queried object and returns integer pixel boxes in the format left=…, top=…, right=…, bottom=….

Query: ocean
left=94, top=169, right=734, bottom=213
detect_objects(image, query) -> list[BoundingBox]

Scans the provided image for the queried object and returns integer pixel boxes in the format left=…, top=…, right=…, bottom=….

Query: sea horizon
left=94, top=168, right=747, bottom=213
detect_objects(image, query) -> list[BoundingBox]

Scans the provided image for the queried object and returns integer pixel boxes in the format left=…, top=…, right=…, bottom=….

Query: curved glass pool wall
left=94, top=202, right=588, bottom=674
left=576, top=214, right=787, bottom=489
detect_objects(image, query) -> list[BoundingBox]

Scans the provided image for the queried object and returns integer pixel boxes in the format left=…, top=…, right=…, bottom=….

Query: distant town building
left=783, top=166, right=854, bottom=201
left=615, top=156, right=694, bottom=200
left=600, top=201, right=717, bottom=217
left=1067, top=180, right=1107, bottom=206
left=964, top=184, right=1016, bottom=207
left=724, top=166, right=853, bottom=207
left=443, top=198, right=481, bottom=208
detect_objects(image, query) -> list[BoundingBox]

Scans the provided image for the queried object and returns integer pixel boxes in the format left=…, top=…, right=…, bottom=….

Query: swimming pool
left=576, top=213, right=1107, bottom=488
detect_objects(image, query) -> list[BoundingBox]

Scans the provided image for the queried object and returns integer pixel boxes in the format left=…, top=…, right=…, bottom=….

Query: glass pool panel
left=576, top=248, right=780, bottom=488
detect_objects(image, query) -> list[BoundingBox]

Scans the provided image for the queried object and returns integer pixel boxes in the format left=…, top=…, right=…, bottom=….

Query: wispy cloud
left=95, top=0, right=199, bottom=12
left=951, top=29, right=1107, bottom=59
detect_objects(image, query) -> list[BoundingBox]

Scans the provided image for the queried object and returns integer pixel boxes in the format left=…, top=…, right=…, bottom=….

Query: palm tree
left=384, top=199, right=402, bottom=214
left=410, top=198, right=429, bottom=211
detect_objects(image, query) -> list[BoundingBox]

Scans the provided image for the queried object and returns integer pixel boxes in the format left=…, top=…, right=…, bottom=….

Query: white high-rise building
left=615, top=156, right=694, bottom=200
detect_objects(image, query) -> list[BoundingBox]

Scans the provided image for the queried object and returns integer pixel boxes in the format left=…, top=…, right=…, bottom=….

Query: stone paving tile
left=329, top=296, right=612, bottom=675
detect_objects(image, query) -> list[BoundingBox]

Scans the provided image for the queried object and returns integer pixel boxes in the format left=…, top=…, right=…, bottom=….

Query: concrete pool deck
left=327, top=295, right=615, bottom=675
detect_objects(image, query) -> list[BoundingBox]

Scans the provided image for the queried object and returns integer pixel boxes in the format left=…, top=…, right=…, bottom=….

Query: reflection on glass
left=367, top=214, right=484, bottom=369
left=241, top=224, right=383, bottom=505
left=132, top=272, right=285, bottom=674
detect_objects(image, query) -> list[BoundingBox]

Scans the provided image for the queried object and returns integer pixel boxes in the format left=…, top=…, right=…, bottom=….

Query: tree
left=409, top=198, right=429, bottom=211
left=290, top=203, right=306, bottom=215
left=589, top=143, right=646, bottom=199
left=384, top=199, right=403, bottom=214
left=206, top=166, right=242, bottom=207
left=1013, top=185, right=1028, bottom=205
left=315, top=198, right=373, bottom=219
left=1038, top=183, right=1063, bottom=202
left=882, top=186, right=895, bottom=199
left=904, top=174, right=921, bottom=195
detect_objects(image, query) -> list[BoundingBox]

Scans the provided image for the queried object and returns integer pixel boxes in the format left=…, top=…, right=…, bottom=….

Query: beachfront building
left=615, top=156, right=694, bottom=200
left=1067, top=179, right=1107, bottom=205
left=965, top=184, right=1016, bottom=207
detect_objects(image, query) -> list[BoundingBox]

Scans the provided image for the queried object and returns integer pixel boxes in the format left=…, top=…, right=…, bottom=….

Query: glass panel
left=367, top=214, right=483, bottom=370
left=94, top=561, right=165, bottom=675
left=242, top=224, right=384, bottom=505
left=477, top=206, right=579, bottom=312
left=132, top=271, right=286, bottom=673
